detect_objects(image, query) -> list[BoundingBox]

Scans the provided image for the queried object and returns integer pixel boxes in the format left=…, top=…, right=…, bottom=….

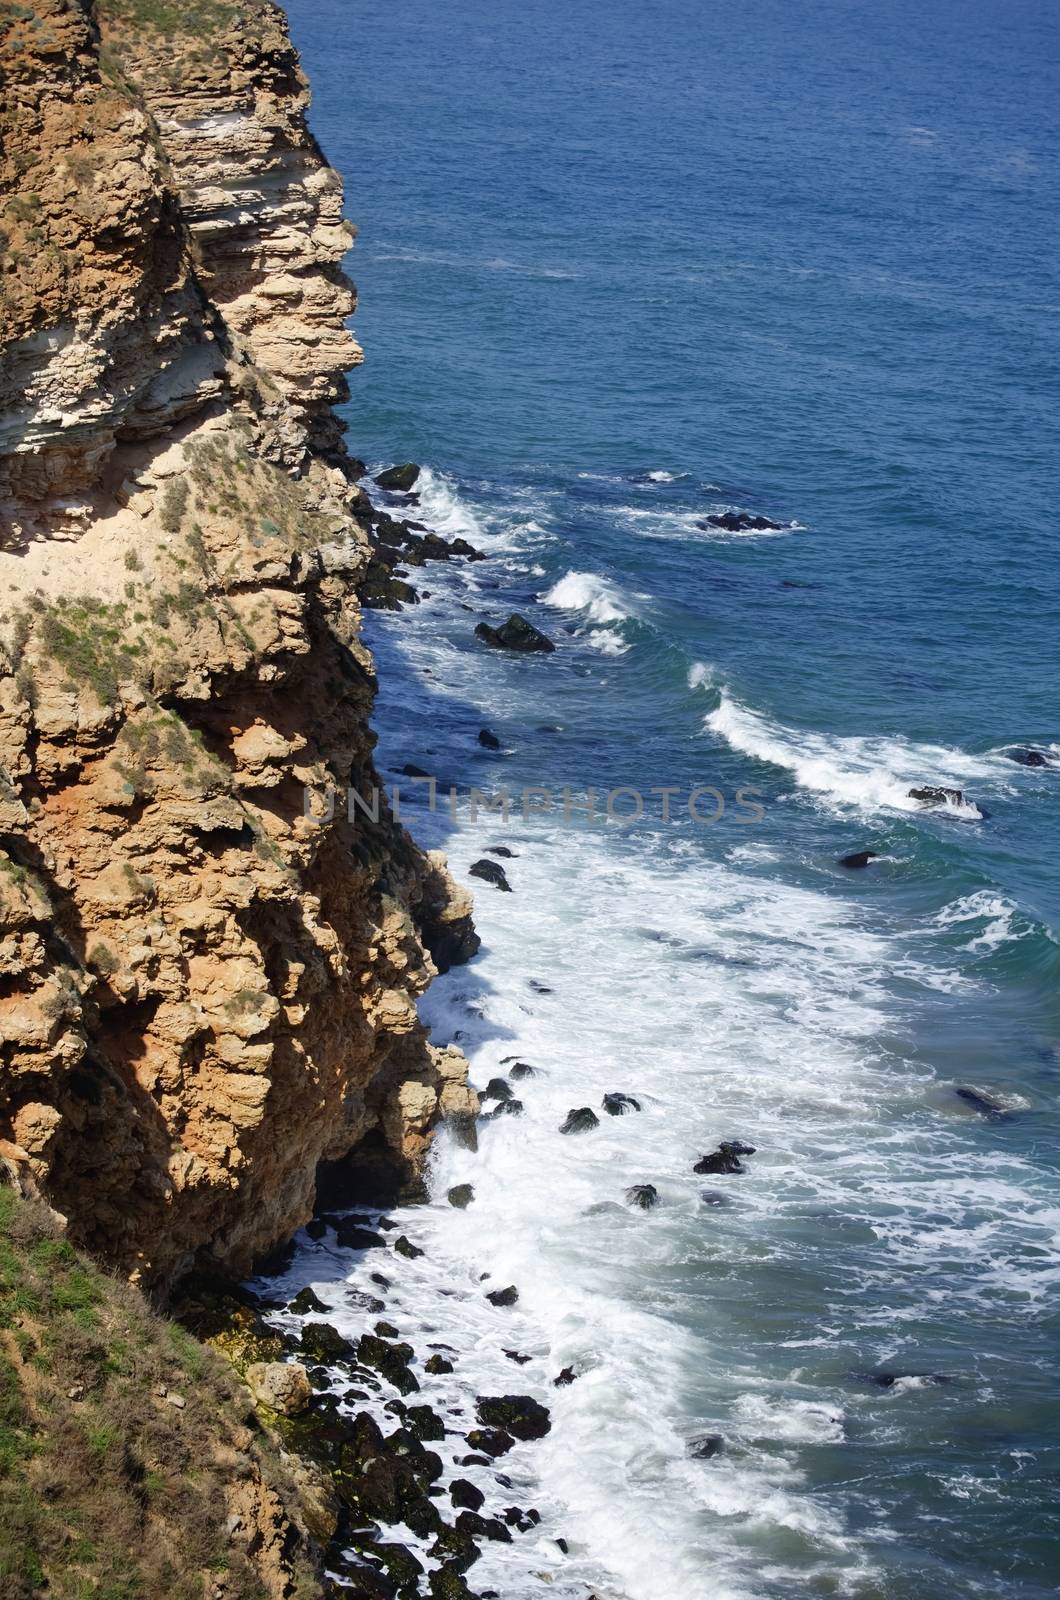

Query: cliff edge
left=0, top=0, right=477, bottom=1291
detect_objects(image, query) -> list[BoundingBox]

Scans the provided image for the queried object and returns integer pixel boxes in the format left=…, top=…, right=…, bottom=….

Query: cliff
left=0, top=0, right=478, bottom=1290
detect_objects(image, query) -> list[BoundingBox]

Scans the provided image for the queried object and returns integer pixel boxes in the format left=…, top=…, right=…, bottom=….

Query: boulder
left=602, top=1092, right=641, bottom=1115
left=483, top=1077, right=514, bottom=1102
left=486, top=1284, right=519, bottom=1308
left=475, top=1395, right=552, bottom=1440
left=424, top=1354, right=455, bottom=1375
left=474, top=614, right=555, bottom=653
left=469, top=859, right=511, bottom=892
left=487, top=845, right=516, bottom=858
left=357, top=1334, right=420, bottom=1396
left=508, top=1062, right=539, bottom=1080
left=694, top=1140, right=755, bottom=1176
left=486, top=1097, right=524, bottom=1118
left=375, top=462, right=421, bottom=492
left=839, top=850, right=877, bottom=869
left=447, top=1184, right=475, bottom=1209
left=393, top=1235, right=425, bottom=1260
left=245, top=1361, right=312, bottom=1416
left=288, top=1286, right=328, bottom=1315
left=450, top=1478, right=485, bottom=1512
left=455, top=1510, right=512, bottom=1544
left=298, top=1322, right=356, bottom=1364
left=559, top=1107, right=599, bottom=1135
left=464, top=1426, right=515, bottom=1457
left=478, top=728, right=501, bottom=749
left=626, top=1184, right=658, bottom=1210
left=335, top=1221, right=388, bottom=1250
left=1007, top=747, right=1051, bottom=767
left=429, top=1561, right=476, bottom=1598
left=553, top=1367, right=577, bottom=1387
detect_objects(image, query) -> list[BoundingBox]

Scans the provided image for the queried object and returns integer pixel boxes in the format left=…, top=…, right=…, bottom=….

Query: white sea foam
left=687, top=660, right=715, bottom=691
left=933, top=891, right=1032, bottom=952
left=707, top=689, right=1001, bottom=817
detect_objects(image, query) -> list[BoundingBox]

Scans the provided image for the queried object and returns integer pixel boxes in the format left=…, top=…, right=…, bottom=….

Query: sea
left=265, top=2, right=1060, bottom=1594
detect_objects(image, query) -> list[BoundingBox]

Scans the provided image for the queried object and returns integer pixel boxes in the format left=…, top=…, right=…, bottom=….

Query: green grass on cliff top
left=0, top=1185, right=319, bottom=1600
left=101, top=0, right=240, bottom=37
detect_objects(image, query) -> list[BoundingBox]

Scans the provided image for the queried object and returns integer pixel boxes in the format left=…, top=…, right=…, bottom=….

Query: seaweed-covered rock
left=425, top=1353, right=455, bottom=1375
left=404, top=1403, right=446, bottom=1441
left=475, top=1395, right=551, bottom=1441
left=626, top=1184, right=659, bottom=1210
left=288, top=1286, right=328, bottom=1316
left=428, top=1526, right=481, bottom=1574
left=358, top=1334, right=420, bottom=1396
left=429, top=1562, right=476, bottom=1599
left=299, top=1322, right=357, bottom=1364
left=393, top=1235, right=425, bottom=1260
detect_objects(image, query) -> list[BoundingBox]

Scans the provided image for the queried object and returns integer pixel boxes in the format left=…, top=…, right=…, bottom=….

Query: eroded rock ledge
left=0, top=0, right=477, bottom=1291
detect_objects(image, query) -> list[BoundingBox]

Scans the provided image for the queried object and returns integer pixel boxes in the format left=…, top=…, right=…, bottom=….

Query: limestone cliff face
left=0, top=0, right=477, bottom=1289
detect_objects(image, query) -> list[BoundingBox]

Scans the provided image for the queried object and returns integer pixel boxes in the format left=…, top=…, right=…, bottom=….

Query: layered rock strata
left=0, top=0, right=477, bottom=1290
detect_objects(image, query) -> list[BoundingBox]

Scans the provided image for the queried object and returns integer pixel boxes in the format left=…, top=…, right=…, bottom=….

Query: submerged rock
left=626, top=1184, right=659, bottom=1210
left=469, top=858, right=512, bottom=891
left=602, top=1092, right=641, bottom=1115
left=476, top=1394, right=552, bottom=1440
left=559, top=1107, right=599, bottom=1135
left=508, top=1062, right=540, bottom=1080
left=375, top=462, right=421, bottom=492
left=334, top=1221, right=388, bottom=1250
left=855, top=1370, right=953, bottom=1388
left=908, top=784, right=966, bottom=808
left=475, top=614, right=556, bottom=653
left=839, top=850, right=878, bottom=869
left=487, top=845, right=516, bottom=858
left=1007, top=747, right=1052, bottom=767
left=503, top=1349, right=531, bottom=1365
left=699, top=510, right=785, bottom=532
left=955, top=1086, right=1008, bottom=1118
left=690, top=1434, right=725, bottom=1459
left=478, top=728, right=501, bottom=749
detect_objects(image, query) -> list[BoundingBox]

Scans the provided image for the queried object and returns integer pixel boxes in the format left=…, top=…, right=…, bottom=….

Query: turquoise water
left=282, top=1, right=1060, bottom=1594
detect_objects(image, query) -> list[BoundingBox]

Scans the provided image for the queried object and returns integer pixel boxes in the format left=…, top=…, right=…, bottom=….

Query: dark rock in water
left=483, top=1077, right=514, bottom=1102
left=839, top=850, right=878, bottom=869
left=626, top=1184, right=659, bottom=1210
left=424, top=1353, right=454, bottom=1375
left=299, top=1322, right=356, bottom=1364
left=399, top=763, right=431, bottom=779
left=458, top=1453, right=493, bottom=1468
left=469, top=858, right=512, bottom=892
left=486, top=1285, right=519, bottom=1308
left=699, top=510, right=785, bottom=532
left=553, top=1366, right=577, bottom=1387
left=465, top=1426, right=515, bottom=1457
left=346, top=1289, right=387, bottom=1314
left=478, top=728, right=502, bottom=749
left=955, top=1086, right=1008, bottom=1118
left=508, top=1062, right=539, bottom=1080
left=447, top=1112, right=480, bottom=1152
left=700, top=1189, right=731, bottom=1206
left=487, top=1097, right=524, bottom=1118
left=503, top=1505, right=540, bottom=1532
left=375, top=462, right=421, bottom=492
left=404, top=1403, right=446, bottom=1441
left=335, top=1222, right=388, bottom=1251
left=448, top=1183, right=475, bottom=1209
left=855, top=1370, right=953, bottom=1388
left=475, top=614, right=556, bottom=653
left=555, top=1537, right=569, bottom=1554
left=690, top=1434, right=724, bottom=1459
left=450, top=1477, right=485, bottom=1512
left=304, top=1217, right=327, bottom=1241
left=476, top=1394, right=552, bottom=1440
left=358, top=1333, right=419, bottom=1395
left=560, top=1107, right=599, bottom=1135
left=908, top=785, right=965, bottom=808
left=428, top=1527, right=480, bottom=1576
left=487, top=845, right=516, bottom=858
left=456, top=1509, right=513, bottom=1544
left=1008, top=747, right=1051, bottom=767
left=528, top=978, right=553, bottom=994
left=429, top=1561, right=476, bottom=1598
left=503, top=1348, right=531, bottom=1365
left=694, top=1141, right=755, bottom=1175
left=374, top=1320, right=400, bottom=1339
left=288, top=1286, right=328, bottom=1315
left=359, top=1541, right=425, bottom=1588
left=393, top=1235, right=425, bottom=1260
left=603, top=1092, right=641, bottom=1115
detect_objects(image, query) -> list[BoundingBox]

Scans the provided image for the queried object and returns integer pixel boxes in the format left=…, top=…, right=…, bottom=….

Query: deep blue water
left=280, top=2, right=1060, bottom=1594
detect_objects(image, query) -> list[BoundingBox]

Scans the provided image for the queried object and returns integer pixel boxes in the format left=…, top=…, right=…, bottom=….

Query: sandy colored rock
left=246, top=1360, right=312, bottom=1417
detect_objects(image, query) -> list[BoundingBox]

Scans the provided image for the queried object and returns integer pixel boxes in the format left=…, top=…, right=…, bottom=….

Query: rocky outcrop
left=0, top=1, right=476, bottom=1290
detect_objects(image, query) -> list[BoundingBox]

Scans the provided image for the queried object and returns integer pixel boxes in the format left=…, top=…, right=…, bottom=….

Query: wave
left=541, top=570, right=642, bottom=653
left=707, top=689, right=1003, bottom=817
left=932, top=891, right=1034, bottom=952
